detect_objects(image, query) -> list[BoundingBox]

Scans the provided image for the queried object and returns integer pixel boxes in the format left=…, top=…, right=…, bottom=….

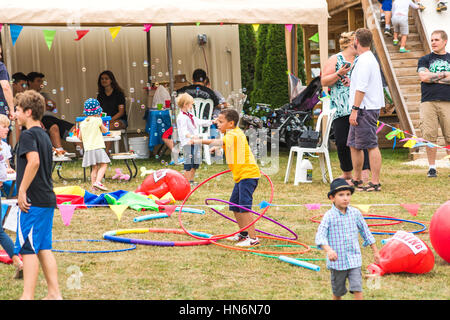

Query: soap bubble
left=61, top=115, right=65, bottom=119
left=129, top=88, right=134, bottom=93
left=177, top=70, right=182, bottom=75
left=140, top=104, right=146, bottom=109
left=60, top=86, right=64, bottom=92
left=114, top=122, right=119, bottom=128
left=137, top=129, right=141, bottom=133
left=151, top=64, right=155, bottom=70
left=65, top=99, right=70, bottom=104
left=81, top=67, right=86, bottom=72
left=155, top=58, right=160, bottom=64
left=177, top=59, right=182, bottom=65
left=143, top=60, right=149, bottom=67
left=157, top=72, right=163, bottom=78
left=165, top=72, right=169, bottom=76
left=225, top=81, right=229, bottom=85
left=157, top=118, right=162, bottom=124
left=132, top=62, right=137, bottom=67
left=43, top=81, right=47, bottom=86
left=52, top=89, right=57, bottom=94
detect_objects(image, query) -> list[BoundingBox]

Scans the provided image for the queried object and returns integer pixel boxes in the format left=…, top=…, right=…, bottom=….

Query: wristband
left=352, top=105, right=360, bottom=111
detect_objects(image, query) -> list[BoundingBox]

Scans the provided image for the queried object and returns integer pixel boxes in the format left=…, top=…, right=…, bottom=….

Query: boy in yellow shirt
left=190, top=109, right=261, bottom=246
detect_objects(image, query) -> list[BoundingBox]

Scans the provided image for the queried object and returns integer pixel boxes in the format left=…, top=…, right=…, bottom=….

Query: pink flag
left=58, top=204, right=76, bottom=226
left=159, top=205, right=177, bottom=216
left=143, top=24, right=152, bottom=32
left=305, top=203, right=321, bottom=210
left=376, top=123, right=385, bottom=134
left=400, top=204, right=420, bottom=216
left=75, top=30, right=89, bottom=41
left=285, top=24, right=293, bottom=33
left=0, top=24, right=3, bottom=33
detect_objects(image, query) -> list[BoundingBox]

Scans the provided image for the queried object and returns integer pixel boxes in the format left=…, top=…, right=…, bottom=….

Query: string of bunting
left=377, top=120, right=450, bottom=152
left=2, top=200, right=441, bottom=229
left=0, top=23, right=155, bottom=49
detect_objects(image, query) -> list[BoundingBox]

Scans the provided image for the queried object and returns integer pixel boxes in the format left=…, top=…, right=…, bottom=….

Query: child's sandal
left=366, top=182, right=381, bottom=192
left=351, top=179, right=366, bottom=191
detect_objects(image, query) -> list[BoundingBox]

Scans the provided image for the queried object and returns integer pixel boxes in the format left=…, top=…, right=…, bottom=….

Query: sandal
left=366, top=182, right=381, bottom=192
left=351, top=179, right=366, bottom=191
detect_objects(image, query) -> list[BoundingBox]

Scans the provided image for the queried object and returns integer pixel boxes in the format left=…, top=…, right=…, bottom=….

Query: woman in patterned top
left=321, top=31, right=370, bottom=188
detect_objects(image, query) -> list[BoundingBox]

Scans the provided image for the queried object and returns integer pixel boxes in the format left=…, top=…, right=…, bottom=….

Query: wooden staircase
left=363, top=0, right=447, bottom=159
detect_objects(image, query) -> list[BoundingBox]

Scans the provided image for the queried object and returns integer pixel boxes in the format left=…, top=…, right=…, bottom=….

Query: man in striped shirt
left=315, top=178, right=380, bottom=300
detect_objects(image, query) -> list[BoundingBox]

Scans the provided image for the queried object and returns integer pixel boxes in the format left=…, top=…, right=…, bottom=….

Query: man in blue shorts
left=13, top=90, right=62, bottom=300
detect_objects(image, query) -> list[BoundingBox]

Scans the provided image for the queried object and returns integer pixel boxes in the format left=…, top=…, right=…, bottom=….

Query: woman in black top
left=96, top=70, right=127, bottom=130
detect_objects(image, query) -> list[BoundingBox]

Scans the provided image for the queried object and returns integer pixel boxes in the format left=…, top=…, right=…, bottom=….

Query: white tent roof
left=0, top=0, right=329, bottom=25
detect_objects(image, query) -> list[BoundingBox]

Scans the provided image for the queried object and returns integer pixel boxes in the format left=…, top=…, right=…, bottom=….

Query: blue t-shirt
left=0, top=62, right=10, bottom=114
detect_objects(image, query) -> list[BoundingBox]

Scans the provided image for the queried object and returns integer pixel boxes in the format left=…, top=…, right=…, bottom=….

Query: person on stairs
left=378, top=0, right=393, bottom=36
left=392, top=0, right=425, bottom=53
left=436, top=1, right=447, bottom=12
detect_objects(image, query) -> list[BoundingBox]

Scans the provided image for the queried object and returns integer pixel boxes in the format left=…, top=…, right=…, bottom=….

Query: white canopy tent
left=0, top=0, right=329, bottom=144
left=0, top=0, right=329, bottom=69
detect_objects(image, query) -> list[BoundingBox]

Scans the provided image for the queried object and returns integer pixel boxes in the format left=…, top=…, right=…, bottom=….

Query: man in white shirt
left=347, top=28, right=385, bottom=192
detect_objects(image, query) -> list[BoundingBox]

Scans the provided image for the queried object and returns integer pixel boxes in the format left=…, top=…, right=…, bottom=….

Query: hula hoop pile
left=52, top=169, right=433, bottom=272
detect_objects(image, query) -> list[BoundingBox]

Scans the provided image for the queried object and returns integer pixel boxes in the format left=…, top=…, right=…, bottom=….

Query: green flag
left=309, top=32, right=319, bottom=43
left=43, top=30, right=56, bottom=50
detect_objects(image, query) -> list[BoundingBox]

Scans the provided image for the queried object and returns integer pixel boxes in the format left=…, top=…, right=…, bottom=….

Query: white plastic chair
left=193, top=98, right=214, bottom=165
left=284, top=104, right=336, bottom=185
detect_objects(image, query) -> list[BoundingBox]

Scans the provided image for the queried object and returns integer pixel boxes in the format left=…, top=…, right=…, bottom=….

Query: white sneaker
left=235, top=236, right=260, bottom=247
left=93, top=182, right=108, bottom=191
left=226, top=232, right=247, bottom=242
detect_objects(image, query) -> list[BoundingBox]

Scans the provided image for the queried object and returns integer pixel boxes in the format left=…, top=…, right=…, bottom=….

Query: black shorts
left=41, top=115, right=74, bottom=139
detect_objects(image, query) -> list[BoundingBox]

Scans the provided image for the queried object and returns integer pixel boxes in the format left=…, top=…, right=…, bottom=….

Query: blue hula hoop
left=364, top=217, right=427, bottom=235
left=52, top=239, right=137, bottom=254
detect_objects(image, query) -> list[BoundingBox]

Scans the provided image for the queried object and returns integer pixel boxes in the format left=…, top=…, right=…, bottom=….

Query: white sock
left=429, top=165, right=436, bottom=170
left=386, top=24, right=390, bottom=29
left=56, top=147, right=64, bottom=151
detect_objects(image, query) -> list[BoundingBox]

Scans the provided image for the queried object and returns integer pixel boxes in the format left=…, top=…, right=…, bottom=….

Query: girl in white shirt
left=176, top=93, right=213, bottom=186
left=392, top=0, right=423, bottom=52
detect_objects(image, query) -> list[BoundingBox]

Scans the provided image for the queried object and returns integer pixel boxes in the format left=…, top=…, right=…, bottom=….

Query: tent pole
left=146, top=30, right=151, bottom=84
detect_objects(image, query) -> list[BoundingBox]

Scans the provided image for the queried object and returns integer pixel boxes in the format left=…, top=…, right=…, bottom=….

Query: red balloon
left=367, top=230, right=435, bottom=276
left=429, top=200, right=450, bottom=263
left=135, top=169, right=191, bottom=201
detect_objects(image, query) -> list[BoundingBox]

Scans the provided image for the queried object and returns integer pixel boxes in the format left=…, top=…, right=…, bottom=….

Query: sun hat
left=83, top=98, right=103, bottom=116
left=327, top=178, right=355, bottom=198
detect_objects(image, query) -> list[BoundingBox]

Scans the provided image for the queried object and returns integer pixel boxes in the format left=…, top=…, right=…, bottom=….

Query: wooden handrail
left=360, top=0, right=415, bottom=135
left=328, top=0, right=361, bottom=16
left=413, top=8, right=431, bottom=55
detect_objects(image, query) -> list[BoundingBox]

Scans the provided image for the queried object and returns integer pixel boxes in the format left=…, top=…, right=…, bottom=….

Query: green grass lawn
left=0, top=148, right=449, bottom=300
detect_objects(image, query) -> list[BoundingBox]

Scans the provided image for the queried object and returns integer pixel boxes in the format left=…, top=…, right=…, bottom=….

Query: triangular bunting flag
left=143, top=24, right=152, bottom=32
left=403, top=139, right=417, bottom=148
left=305, top=203, right=321, bottom=210
left=354, top=204, right=371, bottom=214
left=259, top=201, right=272, bottom=209
left=10, top=24, right=23, bottom=46
left=385, top=128, right=402, bottom=140
left=209, top=205, right=226, bottom=211
left=376, top=122, right=385, bottom=134
left=285, top=24, right=293, bottom=33
left=43, top=30, right=56, bottom=50
left=0, top=24, right=3, bottom=33
left=109, top=204, right=128, bottom=221
left=309, top=32, right=319, bottom=43
left=109, top=27, right=121, bottom=41
left=58, top=204, right=76, bottom=226
left=196, top=22, right=201, bottom=26
left=159, top=205, right=177, bottom=216
left=75, top=30, right=89, bottom=41
left=252, top=24, right=260, bottom=32
left=400, top=204, right=420, bottom=217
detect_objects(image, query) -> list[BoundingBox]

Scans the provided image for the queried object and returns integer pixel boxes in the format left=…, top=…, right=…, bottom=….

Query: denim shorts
left=183, top=144, right=202, bottom=171
left=347, top=109, right=380, bottom=150
left=330, top=267, right=363, bottom=297
left=229, top=178, right=259, bottom=213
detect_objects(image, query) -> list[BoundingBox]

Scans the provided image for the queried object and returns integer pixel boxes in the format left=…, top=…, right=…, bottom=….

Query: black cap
left=327, top=178, right=355, bottom=198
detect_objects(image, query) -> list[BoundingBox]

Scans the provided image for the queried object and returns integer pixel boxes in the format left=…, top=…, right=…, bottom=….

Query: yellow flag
left=161, top=192, right=176, bottom=204
left=252, top=24, right=260, bottom=32
left=110, top=204, right=128, bottom=221
left=354, top=204, right=371, bottom=214
left=403, top=139, right=417, bottom=148
left=109, top=27, right=121, bottom=41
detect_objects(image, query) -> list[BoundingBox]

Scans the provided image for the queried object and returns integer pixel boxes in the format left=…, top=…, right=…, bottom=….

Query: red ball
left=135, top=169, right=191, bottom=201
left=429, top=201, right=450, bottom=263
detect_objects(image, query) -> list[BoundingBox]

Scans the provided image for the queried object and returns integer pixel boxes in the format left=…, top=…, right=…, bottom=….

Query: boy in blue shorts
left=190, top=109, right=261, bottom=246
left=13, top=90, right=61, bottom=300
left=315, top=178, right=380, bottom=300
left=378, top=0, right=393, bottom=36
